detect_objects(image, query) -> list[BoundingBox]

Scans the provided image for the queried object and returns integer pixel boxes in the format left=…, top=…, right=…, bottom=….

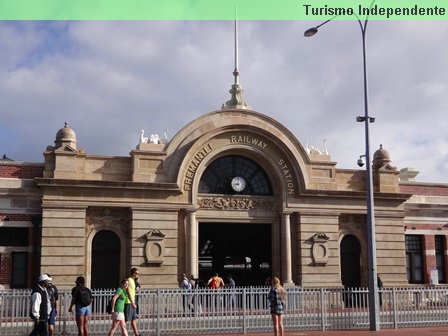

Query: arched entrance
left=198, top=155, right=274, bottom=286
left=199, top=223, right=271, bottom=286
left=340, top=234, right=361, bottom=287
left=91, top=230, right=121, bottom=289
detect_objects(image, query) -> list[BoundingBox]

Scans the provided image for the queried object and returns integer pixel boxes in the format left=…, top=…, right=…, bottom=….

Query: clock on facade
left=231, top=176, right=246, bottom=192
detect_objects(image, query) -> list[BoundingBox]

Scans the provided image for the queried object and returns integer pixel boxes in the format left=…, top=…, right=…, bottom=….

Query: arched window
left=199, top=155, right=273, bottom=196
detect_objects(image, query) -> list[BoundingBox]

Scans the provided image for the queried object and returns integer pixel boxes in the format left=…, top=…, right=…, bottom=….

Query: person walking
left=268, top=277, right=286, bottom=336
left=107, top=279, right=134, bottom=336
left=29, top=274, right=52, bottom=336
left=125, top=268, right=141, bottom=336
left=226, top=274, right=237, bottom=311
left=207, top=272, right=224, bottom=289
left=45, top=274, right=58, bottom=336
left=377, top=274, right=384, bottom=307
left=207, top=272, right=225, bottom=313
left=135, top=276, right=141, bottom=316
left=68, top=276, right=92, bottom=336
left=189, top=274, right=196, bottom=290
left=179, top=273, right=192, bottom=314
left=190, top=275, right=204, bottom=315
left=226, top=274, right=235, bottom=288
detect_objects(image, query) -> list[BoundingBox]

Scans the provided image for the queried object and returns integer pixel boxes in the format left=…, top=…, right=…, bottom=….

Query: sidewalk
left=179, top=327, right=448, bottom=336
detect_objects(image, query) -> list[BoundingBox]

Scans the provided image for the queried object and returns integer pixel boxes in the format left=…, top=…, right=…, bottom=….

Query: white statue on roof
left=140, top=130, right=149, bottom=144
left=139, top=129, right=169, bottom=145
left=306, top=139, right=329, bottom=155
left=149, top=134, right=160, bottom=144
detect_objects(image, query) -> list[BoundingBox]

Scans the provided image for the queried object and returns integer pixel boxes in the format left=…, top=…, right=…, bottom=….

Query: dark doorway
left=341, top=234, right=363, bottom=307
left=91, top=230, right=121, bottom=289
left=199, top=223, right=271, bottom=286
left=340, top=234, right=361, bottom=287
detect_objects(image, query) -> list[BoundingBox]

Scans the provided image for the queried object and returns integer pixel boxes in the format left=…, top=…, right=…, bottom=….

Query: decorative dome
left=373, top=144, right=391, bottom=169
left=55, top=122, right=77, bottom=149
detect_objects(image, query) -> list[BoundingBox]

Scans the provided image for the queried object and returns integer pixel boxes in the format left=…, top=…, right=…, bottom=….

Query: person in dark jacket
left=29, top=274, right=52, bottom=336
left=45, top=274, right=59, bottom=336
left=377, top=275, right=384, bottom=307
left=268, top=277, right=286, bottom=336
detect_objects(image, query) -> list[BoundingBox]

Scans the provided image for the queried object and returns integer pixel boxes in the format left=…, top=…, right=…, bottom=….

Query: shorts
left=271, top=310, right=284, bottom=315
left=124, top=304, right=137, bottom=322
left=112, top=312, right=125, bottom=321
left=48, top=308, right=57, bottom=325
left=75, top=305, right=91, bottom=316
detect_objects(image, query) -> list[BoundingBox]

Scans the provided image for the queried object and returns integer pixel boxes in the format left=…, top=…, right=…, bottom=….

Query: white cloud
left=0, top=20, right=447, bottom=183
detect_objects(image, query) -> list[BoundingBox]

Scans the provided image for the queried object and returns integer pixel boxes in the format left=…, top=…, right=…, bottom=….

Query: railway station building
left=1, top=80, right=447, bottom=290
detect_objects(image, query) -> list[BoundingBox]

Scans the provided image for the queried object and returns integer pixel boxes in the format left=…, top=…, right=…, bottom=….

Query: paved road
left=172, top=327, right=448, bottom=336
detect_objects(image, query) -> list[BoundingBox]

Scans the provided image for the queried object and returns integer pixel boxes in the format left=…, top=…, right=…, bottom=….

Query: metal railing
left=1, top=286, right=448, bottom=335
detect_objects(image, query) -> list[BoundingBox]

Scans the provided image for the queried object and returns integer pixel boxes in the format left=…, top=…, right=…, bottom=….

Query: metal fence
left=1, top=286, right=448, bottom=335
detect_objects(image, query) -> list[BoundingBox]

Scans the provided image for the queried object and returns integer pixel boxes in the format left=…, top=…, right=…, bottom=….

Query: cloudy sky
left=1, top=20, right=447, bottom=183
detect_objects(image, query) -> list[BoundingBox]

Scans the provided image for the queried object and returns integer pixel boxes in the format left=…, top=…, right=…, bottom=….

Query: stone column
left=186, top=209, right=198, bottom=278
left=423, top=235, right=436, bottom=284
left=281, top=212, right=293, bottom=284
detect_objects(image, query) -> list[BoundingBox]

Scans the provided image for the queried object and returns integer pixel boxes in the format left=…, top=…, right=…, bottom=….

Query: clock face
left=231, top=176, right=246, bottom=192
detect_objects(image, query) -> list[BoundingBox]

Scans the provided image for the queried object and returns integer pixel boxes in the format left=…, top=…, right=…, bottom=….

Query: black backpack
left=77, top=288, right=92, bottom=307
left=106, top=297, right=113, bottom=314
left=197, top=279, right=206, bottom=288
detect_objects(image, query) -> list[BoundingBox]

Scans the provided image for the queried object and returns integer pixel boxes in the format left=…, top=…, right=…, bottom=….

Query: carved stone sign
left=310, top=232, right=330, bottom=266
left=183, top=143, right=214, bottom=191
left=182, top=132, right=297, bottom=196
left=145, top=230, right=166, bottom=266
left=197, top=197, right=275, bottom=210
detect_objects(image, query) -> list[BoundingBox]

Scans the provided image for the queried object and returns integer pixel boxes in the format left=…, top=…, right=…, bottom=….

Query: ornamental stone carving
left=86, top=207, right=130, bottom=236
left=197, top=197, right=275, bottom=210
left=145, top=230, right=166, bottom=266
left=339, top=214, right=367, bottom=241
left=310, top=232, right=330, bottom=266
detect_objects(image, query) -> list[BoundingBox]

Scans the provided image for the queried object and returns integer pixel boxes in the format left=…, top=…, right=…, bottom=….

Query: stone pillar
left=281, top=212, right=293, bottom=284
left=423, top=235, right=436, bottom=284
left=271, top=217, right=281, bottom=278
left=186, top=209, right=198, bottom=278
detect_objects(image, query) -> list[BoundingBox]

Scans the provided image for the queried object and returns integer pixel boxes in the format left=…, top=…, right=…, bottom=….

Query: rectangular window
left=11, top=252, right=27, bottom=288
left=435, top=235, right=446, bottom=284
left=406, top=235, right=423, bottom=284
left=0, top=228, right=29, bottom=246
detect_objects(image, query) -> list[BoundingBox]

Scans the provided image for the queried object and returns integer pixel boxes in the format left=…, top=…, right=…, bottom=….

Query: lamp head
left=304, top=27, right=318, bottom=37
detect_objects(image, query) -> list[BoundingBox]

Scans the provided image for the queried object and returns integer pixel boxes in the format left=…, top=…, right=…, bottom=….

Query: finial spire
left=233, top=8, right=239, bottom=85
left=222, top=6, right=250, bottom=110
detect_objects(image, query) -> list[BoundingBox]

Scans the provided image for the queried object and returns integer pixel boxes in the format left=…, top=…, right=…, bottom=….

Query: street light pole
left=304, top=1, right=380, bottom=331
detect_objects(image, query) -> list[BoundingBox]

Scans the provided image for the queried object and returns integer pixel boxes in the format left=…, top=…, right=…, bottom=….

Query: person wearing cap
left=29, top=274, right=52, bottom=336
left=45, top=274, right=59, bottom=336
